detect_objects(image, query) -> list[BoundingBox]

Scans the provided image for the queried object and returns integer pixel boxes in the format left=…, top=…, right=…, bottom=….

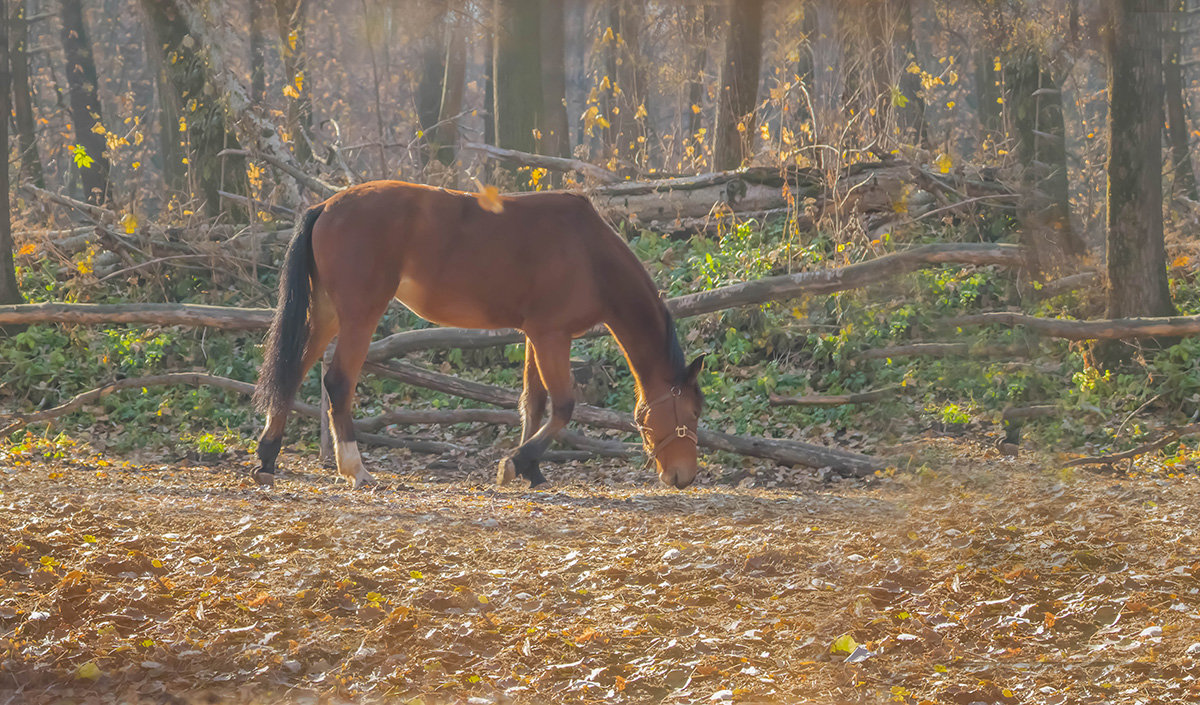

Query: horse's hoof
left=497, top=457, right=516, bottom=486
left=252, top=471, right=275, bottom=488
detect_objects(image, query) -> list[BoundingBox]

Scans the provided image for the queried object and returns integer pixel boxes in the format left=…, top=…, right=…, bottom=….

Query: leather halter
left=635, top=386, right=699, bottom=465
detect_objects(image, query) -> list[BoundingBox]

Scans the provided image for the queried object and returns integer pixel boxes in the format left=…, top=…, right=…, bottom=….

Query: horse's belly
left=394, top=276, right=515, bottom=330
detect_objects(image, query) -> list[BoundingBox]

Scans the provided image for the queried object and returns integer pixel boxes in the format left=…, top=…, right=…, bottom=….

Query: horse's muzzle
left=660, top=467, right=697, bottom=490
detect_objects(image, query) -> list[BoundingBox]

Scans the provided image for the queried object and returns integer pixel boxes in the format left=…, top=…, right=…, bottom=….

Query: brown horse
left=252, top=181, right=705, bottom=489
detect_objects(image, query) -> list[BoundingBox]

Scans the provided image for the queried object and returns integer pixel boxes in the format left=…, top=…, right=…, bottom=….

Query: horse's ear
left=684, top=355, right=706, bottom=383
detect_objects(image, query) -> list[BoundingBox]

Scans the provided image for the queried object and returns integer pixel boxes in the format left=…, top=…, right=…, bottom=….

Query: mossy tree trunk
left=10, top=0, right=43, bottom=188
left=1102, top=0, right=1174, bottom=358
left=60, top=0, right=110, bottom=205
left=140, top=0, right=247, bottom=217
left=713, top=0, right=764, bottom=170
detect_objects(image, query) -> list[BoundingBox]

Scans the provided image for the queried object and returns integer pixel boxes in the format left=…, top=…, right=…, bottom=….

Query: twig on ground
left=769, top=386, right=902, bottom=407
left=1063, top=423, right=1200, bottom=468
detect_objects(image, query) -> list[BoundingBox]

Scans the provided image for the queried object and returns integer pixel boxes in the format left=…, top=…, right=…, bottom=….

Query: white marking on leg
left=336, top=441, right=375, bottom=488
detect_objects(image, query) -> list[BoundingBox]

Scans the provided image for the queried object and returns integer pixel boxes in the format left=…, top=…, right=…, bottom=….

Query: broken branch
left=1063, top=423, right=1200, bottom=468
left=768, top=386, right=902, bottom=407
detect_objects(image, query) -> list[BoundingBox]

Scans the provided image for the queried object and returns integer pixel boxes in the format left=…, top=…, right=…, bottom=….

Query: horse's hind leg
left=499, top=334, right=573, bottom=487
left=323, top=316, right=378, bottom=488
left=255, top=293, right=338, bottom=485
left=519, top=337, right=548, bottom=444
left=498, top=337, right=548, bottom=486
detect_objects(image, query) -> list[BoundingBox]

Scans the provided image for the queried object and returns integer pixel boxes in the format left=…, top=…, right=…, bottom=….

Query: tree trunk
left=434, top=5, right=467, bottom=167
left=273, top=0, right=312, bottom=163
left=1102, top=0, right=1175, bottom=349
left=606, top=0, right=646, bottom=166
left=141, top=9, right=185, bottom=191
left=250, top=0, right=267, bottom=104
left=1005, top=50, right=1084, bottom=263
left=809, top=0, right=843, bottom=168
left=10, top=0, right=42, bottom=188
left=713, top=0, right=763, bottom=170
left=59, top=0, right=110, bottom=205
left=484, top=18, right=495, bottom=147
left=1164, top=0, right=1197, bottom=199
left=681, top=3, right=714, bottom=160
left=539, top=0, right=569, bottom=159
left=893, top=0, right=926, bottom=145
left=0, top=3, right=20, bottom=310
left=975, top=46, right=1002, bottom=142
left=975, top=5, right=1003, bottom=146
left=415, top=2, right=447, bottom=168
left=493, top=0, right=542, bottom=155
left=140, top=0, right=248, bottom=218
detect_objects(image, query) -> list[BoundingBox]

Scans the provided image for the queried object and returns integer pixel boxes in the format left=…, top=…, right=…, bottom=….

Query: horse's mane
left=663, top=307, right=703, bottom=404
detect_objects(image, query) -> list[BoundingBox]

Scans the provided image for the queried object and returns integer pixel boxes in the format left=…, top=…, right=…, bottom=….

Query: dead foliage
left=1, top=438, right=1199, bottom=704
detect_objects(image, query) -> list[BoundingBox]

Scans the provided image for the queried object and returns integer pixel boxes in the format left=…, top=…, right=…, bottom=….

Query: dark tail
left=253, top=203, right=325, bottom=418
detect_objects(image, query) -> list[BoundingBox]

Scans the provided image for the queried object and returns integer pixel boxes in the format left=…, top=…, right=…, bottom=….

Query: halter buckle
left=676, top=426, right=689, bottom=438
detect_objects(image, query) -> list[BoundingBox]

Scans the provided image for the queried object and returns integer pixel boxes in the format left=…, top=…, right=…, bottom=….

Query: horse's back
left=310, top=181, right=621, bottom=333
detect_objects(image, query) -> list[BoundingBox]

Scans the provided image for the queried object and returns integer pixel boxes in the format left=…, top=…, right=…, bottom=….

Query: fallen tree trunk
left=697, top=429, right=884, bottom=478
left=353, top=431, right=466, bottom=456
left=668, top=243, right=1023, bottom=316
left=769, top=386, right=902, bottom=407
left=363, top=360, right=886, bottom=476
left=0, top=303, right=272, bottom=329
left=1, top=242, right=1025, bottom=348
left=218, top=148, right=339, bottom=199
left=589, top=167, right=812, bottom=223
left=356, top=407, right=520, bottom=433
left=366, top=243, right=1026, bottom=359
left=1036, top=270, right=1099, bottom=298
left=858, top=342, right=1032, bottom=360
left=463, top=142, right=621, bottom=184
left=23, top=184, right=116, bottom=223
left=946, top=311, right=1200, bottom=340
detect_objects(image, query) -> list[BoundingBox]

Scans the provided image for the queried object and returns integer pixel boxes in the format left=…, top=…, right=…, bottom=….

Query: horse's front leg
left=498, top=334, right=572, bottom=488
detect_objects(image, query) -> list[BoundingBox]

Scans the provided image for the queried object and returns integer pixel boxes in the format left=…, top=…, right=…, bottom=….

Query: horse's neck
left=603, top=281, right=673, bottom=400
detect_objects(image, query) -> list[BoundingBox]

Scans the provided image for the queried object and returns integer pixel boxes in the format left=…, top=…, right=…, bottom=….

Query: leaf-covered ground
left=3, top=438, right=1200, bottom=704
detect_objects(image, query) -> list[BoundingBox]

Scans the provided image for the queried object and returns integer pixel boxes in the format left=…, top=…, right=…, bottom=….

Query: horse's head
left=637, top=356, right=705, bottom=489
